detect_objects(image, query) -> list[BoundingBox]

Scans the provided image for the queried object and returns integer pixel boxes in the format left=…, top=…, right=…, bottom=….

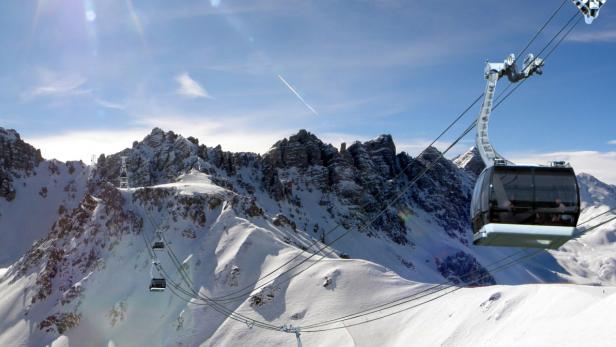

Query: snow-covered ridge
left=0, top=127, right=615, bottom=346
left=0, top=128, right=88, bottom=267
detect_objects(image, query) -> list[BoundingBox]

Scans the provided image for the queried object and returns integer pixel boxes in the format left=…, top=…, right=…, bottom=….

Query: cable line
left=130, top=1, right=604, bottom=334
left=136, top=209, right=284, bottom=331
left=138, top=1, right=576, bottom=306
left=300, top=213, right=616, bottom=332
left=205, top=2, right=579, bottom=303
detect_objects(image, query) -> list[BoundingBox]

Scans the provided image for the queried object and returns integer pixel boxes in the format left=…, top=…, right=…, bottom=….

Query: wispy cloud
left=567, top=30, right=616, bottom=43
left=95, top=98, right=126, bottom=110
left=22, top=71, right=90, bottom=100
left=176, top=72, right=211, bottom=98
left=277, top=74, right=318, bottom=116
left=608, top=140, right=616, bottom=145
left=508, top=150, right=616, bottom=185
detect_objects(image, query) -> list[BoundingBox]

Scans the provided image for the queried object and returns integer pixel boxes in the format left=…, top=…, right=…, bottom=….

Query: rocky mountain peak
left=96, top=128, right=206, bottom=187
left=352, top=134, right=399, bottom=178
left=453, top=147, right=485, bottom=177
left=0, top=127, right=44, bottom=201
left=264, top=129, right=337, bottom=169
left=0, top=127, right=43, bottom=171
left=577, top=173, right=616, bottom=208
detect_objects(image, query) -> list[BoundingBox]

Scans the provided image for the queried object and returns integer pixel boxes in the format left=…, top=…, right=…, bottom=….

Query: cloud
left=24, top=114, right=294, bottom=162
left=507, top=151, right=616, bottom=185
left=567, top=30, right=616, bottom=43
left=25, top=129, right=148, bottom=162
left=175, top=72, right=211, bottom=98
left=95, top=98, right=126, bottom=110
left=608, top=140, right=616, bottom=145
left=23, top=72, right=90, bottom=100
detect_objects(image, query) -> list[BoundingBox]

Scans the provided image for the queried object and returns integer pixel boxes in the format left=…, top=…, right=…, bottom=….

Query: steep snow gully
left=1, top=127, right=615, bottom=346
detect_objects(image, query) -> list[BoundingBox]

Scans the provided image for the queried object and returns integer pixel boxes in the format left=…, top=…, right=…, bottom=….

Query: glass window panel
left=491, top=169, right=533, bottom=208
left=489, top=168, right=533, bottom=224
left=471, top=170, right=485, bottom=216
left=534, top=169, right=578, bottom=227
left=534, top=170, right=577, bottom=207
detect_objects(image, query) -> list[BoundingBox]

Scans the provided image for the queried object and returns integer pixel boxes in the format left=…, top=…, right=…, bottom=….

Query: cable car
left=471, top=164, right=580, bottom=248
left=470, top=53, right=581, bottom=248
left=149, top=278, right=166, bottom=292
left=152, top=241, right=165, bottom=251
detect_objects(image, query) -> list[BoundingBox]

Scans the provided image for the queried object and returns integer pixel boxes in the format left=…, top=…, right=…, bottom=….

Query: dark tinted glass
left=490, top=169, right=533, bottom=209
left=534, top=169, right=578, bottom=226
left=534, top=169, right=577, bottom=207
left=471, top=170, right=486, bottom=216
left=485, top=167, right=579, bottom=227
left=481, top=167, right=492, bottom=212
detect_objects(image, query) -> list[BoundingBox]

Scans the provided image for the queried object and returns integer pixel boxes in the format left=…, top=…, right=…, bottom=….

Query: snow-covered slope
left=0, top=129, right=88, bottom=267
left=550, top=173, right=616, bottom=285
left=1, top=128, right=615, bottom=346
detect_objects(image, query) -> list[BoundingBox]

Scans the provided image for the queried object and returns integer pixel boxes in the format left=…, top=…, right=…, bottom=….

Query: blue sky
left=1, top=0, right=615, bottom=183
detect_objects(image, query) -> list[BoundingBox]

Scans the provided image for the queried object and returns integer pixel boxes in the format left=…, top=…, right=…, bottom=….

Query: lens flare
left=126, top=0, right=148, bottom=52
left=85, top=10, right=96, bottom=21
left=397, top=208, right=413, bottom=224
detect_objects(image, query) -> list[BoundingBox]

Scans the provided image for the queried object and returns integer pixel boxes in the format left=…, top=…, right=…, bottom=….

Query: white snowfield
left=0, top=171, right=615, bottom=347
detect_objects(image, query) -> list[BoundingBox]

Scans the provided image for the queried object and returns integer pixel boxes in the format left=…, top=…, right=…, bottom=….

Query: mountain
left=0, top=127, right=614, bottom=346
left=0, top=128, right=88, bottom=267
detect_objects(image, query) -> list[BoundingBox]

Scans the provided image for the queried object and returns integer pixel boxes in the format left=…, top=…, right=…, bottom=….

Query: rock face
left=94, top=128, right=260, bottom=188
left=0, top=128, right=43, bottom=200
left=453, top=147, right=485, bottom=178
left=435, top=251, right=495, bottom=286
left=0, top=126, right=485, bottom=258
left=12, top=126, right=613, bottom=342
left=91, top=128, right=475, bottom=247
left=407, top=146, right=472, bottom=244
left=577, top=173, right=616, bottom=209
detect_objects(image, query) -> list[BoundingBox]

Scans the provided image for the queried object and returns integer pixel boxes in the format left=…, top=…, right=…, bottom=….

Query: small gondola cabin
left=149, top=278, right=166, bottom=292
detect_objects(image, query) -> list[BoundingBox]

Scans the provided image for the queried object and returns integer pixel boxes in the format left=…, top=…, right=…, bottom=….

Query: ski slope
left=0, top=169, right=614, bottom=346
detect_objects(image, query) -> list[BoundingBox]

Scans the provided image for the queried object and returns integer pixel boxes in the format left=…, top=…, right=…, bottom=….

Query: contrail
left=277, top=74, right=319, bottom=116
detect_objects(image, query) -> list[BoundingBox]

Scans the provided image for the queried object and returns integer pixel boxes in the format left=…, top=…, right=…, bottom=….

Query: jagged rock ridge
left=5, top=126, right=614, bottom=345
left=0, top=128, right=43, bottom=200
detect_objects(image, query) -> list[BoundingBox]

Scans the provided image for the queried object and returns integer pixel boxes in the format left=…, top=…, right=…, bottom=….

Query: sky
left=0, top=0, right=615, bottom=183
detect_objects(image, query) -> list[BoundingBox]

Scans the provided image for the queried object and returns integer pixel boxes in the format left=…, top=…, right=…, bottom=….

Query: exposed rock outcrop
left=0, top=128, right=43, bottom=200
left=453, top=147, right=485, bottom=177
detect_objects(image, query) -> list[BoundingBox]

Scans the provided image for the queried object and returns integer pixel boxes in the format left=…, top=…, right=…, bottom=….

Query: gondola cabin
left=152, top=241, right=165, bottom=251
left=149, top=278, right=166, bottom=292
left=471, top=165, right=580, bottom=249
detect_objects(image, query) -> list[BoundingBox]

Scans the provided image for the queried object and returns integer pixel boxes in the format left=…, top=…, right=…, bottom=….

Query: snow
left=0, top=161, right=87, bottom=267
left=151, top=170, right=227, bottom=196
left=1, top=148, right=615, bottom=346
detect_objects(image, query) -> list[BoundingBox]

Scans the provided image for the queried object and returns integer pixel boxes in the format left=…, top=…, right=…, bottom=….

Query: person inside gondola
left=553, top=197, right=573, bottom=224
left=498, top=195, right=516, bottom=223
